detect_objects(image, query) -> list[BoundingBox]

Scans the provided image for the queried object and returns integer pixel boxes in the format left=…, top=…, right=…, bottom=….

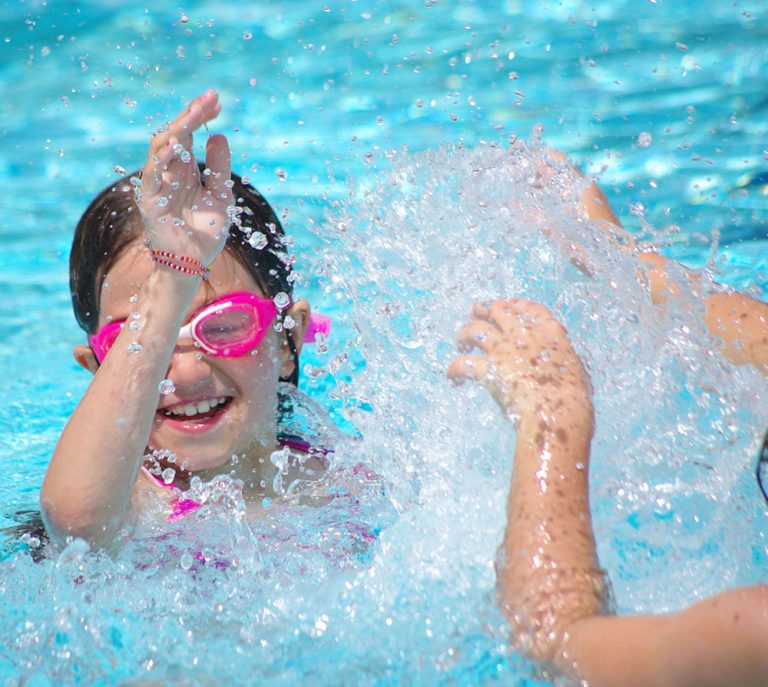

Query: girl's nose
left=166, top=345, right=214, bottom=393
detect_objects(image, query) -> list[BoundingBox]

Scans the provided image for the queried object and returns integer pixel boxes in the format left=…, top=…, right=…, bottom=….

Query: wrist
left=517, top=393, right=594, bottom=440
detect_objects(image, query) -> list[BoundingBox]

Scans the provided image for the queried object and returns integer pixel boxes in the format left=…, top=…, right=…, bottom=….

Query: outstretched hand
left=137, top=89, right=234, bottom=267
left=448, top=298, right=592, bottom=423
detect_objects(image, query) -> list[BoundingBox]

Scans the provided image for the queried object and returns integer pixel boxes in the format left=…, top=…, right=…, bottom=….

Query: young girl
left=41, top=89, right=334, bottom=548
left=42, top=87, right=768, bottom=683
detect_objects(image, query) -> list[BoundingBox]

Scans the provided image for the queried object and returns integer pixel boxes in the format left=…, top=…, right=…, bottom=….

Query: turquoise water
left=1, top=1, right=767, bottom=684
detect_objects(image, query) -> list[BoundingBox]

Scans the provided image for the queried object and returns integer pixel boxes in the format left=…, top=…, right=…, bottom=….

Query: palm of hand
left=136, top=90, right=234, bottom=267
left=139, top=162, right=233, bottom=265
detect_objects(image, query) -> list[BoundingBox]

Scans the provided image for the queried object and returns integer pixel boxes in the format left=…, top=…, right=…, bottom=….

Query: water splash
left=2, top=140, right=766, bottom=684
left=312, top=135, right=768, bottom=614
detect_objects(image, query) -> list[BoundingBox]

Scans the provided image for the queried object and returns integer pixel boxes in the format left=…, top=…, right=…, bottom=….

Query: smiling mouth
left=160, top=397, right=232, bottom=424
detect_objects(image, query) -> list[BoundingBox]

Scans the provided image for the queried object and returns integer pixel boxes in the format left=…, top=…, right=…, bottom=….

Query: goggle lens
left=195, top=307, right=260, bottom=351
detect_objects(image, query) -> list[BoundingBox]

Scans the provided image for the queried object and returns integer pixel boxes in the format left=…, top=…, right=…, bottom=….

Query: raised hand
left=137, top=89, right=234, bottom=267
left=448, top=298, right=592, bottom=422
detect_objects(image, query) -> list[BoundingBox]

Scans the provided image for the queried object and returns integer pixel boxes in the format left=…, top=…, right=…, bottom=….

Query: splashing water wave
left=2, top=139, right=766, bottom=685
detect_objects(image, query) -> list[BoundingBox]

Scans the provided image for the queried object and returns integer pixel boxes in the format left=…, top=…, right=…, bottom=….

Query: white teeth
left=164, top=397, right=227, bottom=417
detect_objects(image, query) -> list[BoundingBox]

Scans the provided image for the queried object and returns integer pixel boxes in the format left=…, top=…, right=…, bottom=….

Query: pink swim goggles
left=88, top=290, right=331, bottom=364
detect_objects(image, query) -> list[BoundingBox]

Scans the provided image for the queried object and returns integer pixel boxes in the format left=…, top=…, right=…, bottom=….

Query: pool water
left=1, top=1, right=767, bottom=684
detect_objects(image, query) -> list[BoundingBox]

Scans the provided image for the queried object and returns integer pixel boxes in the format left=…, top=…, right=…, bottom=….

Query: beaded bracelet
left=148, top=248, right=211, bottom=280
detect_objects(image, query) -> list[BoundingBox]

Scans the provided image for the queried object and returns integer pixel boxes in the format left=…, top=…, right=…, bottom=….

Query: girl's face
left=78, top=241, right=309, bottom=476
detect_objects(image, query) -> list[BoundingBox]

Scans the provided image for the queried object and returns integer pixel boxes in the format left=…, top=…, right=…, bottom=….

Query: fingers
left=447, top=354, right=490, bottom=385
left=203, top=134, right=233, bottom=204
left=150, top=89, right=220, bottom=155
left=458, top=320, right=502, bottom=353
left=141, top=91, right=224, bottom=201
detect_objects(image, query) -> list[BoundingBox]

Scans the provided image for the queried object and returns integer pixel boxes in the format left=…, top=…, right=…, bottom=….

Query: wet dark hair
left=70, top=166, right=300, bottom=384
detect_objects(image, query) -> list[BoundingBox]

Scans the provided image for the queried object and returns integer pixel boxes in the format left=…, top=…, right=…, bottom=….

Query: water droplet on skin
left=158, top=379, right=175, bottom=395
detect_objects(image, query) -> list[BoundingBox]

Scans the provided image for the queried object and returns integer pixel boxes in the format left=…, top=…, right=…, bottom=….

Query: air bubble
left=161, top=467, right=176, bottom=485
left=180, top=150, right=192, bottom=163
left=156, top=196, right=169, bottom=208
left=127, top=342, right=142, bottom=354
left=180, top=552, right=193, bottom=570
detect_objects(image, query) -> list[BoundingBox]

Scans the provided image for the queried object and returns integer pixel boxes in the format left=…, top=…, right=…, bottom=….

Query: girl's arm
left=449, top=298, right=768, bottom=686
left=581, top=172, right=768, bottom=374
left=41, top=90, right=233, bottom=548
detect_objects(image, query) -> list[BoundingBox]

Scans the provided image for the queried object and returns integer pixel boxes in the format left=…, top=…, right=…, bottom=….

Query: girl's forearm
left=498, top=400, right=606, bottom=663
left=41, top=268, right=198, bottom=546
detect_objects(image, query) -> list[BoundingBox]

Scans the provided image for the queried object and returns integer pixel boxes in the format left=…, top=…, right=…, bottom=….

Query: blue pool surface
left=1, top=1, right=767, bottom=684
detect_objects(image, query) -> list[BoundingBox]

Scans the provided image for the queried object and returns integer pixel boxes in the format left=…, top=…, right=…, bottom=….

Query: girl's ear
left=279, top=300, right=311, bottom=379
left=73, top=344, right=99, bottom=375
